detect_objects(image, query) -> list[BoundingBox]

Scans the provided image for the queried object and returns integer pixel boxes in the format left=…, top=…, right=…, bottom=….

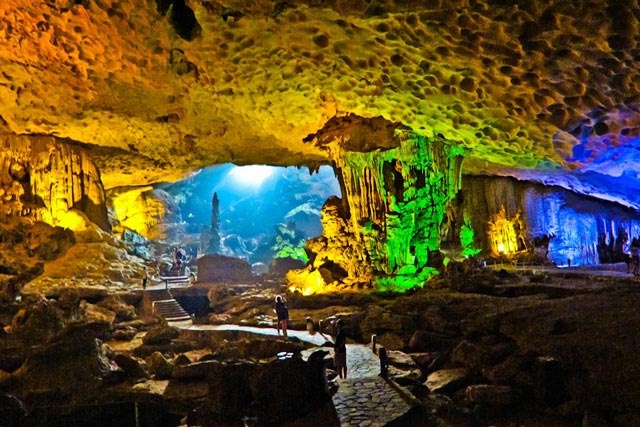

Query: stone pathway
left=331, top=345, right=414, bottom=427
left=181, top=324, right=415, bottom=427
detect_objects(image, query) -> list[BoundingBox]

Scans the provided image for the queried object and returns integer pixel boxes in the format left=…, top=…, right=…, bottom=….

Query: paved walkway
left=181, top=324, right=415, bottom=427
left=330, top=345, right=414, bottom=427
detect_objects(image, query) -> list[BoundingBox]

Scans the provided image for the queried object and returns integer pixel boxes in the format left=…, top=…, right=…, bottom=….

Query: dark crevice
left=155, top=0, right=202, bottom=41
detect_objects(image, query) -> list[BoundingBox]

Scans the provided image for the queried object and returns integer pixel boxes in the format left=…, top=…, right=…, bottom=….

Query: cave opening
left=161, top=163, right=341, bottom=271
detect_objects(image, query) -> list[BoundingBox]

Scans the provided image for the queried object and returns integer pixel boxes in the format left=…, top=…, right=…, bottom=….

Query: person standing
left=631, top=238, right=640, bottom=276
left=274, top=295, right=289, bottom=338
left=142, top=267, right=148, bottom=290
left=333, top=319, right=347, bottom=379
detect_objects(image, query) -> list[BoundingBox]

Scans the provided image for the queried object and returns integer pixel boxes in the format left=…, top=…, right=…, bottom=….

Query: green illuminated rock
left=337, top=132, right=465, bottom=291
left=288, top=129, right=466, bottom=293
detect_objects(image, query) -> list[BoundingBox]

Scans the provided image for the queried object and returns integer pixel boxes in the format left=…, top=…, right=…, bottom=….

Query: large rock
left=96, top=295, right=137, bottom=322
left=268, top=257, right=306, bottom=278
left=465, top=384, right=513, bottom=406
left=197, top=254, right=253, bottom=283
left=142, top=324, right=180, bottom=345
left=408, top=330, right=455, bottom=352
left=146, top=351, right=174, bottom=380
left=113, top=354, right=149, bottom=380
left=4, top=324, right=122, bottom=406
left=425, top=368, right=470, bottom=394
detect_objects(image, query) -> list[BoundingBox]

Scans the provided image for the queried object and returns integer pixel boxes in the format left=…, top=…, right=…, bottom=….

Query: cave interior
left=1, top=1, right=640, bottom=426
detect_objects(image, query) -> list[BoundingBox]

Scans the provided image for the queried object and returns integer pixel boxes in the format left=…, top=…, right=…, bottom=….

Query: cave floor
left=169, top=324, right=416, bottom=427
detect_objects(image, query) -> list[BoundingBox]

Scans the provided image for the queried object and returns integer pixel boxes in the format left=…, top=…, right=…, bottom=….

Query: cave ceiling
left=1, top=0, right=640, bottom=208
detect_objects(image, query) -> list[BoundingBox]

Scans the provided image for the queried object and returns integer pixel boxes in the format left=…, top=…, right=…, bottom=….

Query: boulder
left=409, top=352, right=443, bottom=374
left=269, top=257, right=306, bottom=278
left=451, top=340, right=494, bottom=370
left=375, top=332, right=405, bottom=351
left=96, top=295, right=137, bottom=321
left=146, top=351, right=173, bottom=380
left=408, top=330, right=455, bottom=352
left=172, top=360, right=216, bottom=380
left=142, top=324, right=180, bottom=345
left=387, top=350, right=419, bottom=369
left=8, top=326, right=123, bottom=404
left=174, top=353, right=192, bottom=366
left=81, top=301, right=116, bottom=325
left=202, top=357, right=332, bottom=426
left=465, top=384, right=513, bottom=406
left=236, top=337, right=305, bottom=359
left=113, top=354, right=149, bottom=379
left=483, top=353, right=531, bottom=385
left=112, top=326, right=138, bottom=341
left=389, top=365, right=423, bottom=385
left=425, top=368, right=470, bottom=394
left=197, top=254, right=253, bottom=283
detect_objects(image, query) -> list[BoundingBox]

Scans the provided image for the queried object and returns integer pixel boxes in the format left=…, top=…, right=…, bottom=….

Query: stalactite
left=0, top=134, right=109, bottom=230
left=296, top=132, right=465, bottom=292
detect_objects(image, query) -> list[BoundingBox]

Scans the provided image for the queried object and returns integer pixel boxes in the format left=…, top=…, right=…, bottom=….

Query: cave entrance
left=163, top=163, right=340, bottom=273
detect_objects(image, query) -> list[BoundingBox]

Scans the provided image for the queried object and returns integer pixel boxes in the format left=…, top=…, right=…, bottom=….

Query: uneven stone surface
left=425, top=368, right=470, bottom=394
left=1, top=0, right=639, bottom=208
left=197, top=253, right=253, bottom=283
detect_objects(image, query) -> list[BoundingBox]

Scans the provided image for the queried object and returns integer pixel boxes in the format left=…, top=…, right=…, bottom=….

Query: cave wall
left=108, top=186, right=182, bottom=239
left=459, top=175, right=640, bottom=266
left=0, top=134, right=109, bottom=230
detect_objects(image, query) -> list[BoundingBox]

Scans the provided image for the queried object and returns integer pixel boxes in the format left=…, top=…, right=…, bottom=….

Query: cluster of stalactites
left=0, top=134, right=109, bottom=231
left=334, top=132, right=465, bottom=290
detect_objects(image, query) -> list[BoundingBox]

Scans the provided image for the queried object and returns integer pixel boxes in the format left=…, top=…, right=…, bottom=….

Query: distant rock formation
left=457, top=175, right=640, bottom=267
left=203, top=192, right=221, bottom=254
left=197, top=254, right=253, bottom=283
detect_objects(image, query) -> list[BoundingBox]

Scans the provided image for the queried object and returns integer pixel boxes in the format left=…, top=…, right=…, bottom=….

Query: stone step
left=152, top=299, right=192, bottom=324
left=145, top=289, right=173, bottom=300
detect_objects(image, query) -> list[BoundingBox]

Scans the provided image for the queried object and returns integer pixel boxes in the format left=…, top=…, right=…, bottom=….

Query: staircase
left=144, top=288, right=192, bottom=326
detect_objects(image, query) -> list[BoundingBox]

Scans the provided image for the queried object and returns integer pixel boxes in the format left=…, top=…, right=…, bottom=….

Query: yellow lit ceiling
left=1, top=0, right=640, bottom=207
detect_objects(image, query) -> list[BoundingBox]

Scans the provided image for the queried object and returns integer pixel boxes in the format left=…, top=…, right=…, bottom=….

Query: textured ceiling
left=1, top=0, right=640, bottom=207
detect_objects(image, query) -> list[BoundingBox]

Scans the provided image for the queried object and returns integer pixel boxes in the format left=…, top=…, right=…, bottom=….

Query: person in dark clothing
left=274, top=295, right=289, bottom=338
left=333, top=319, right=347, bottom=379
left=142, top=267, right=148, bottom=290
left=631, top=238, right=640, bottom=276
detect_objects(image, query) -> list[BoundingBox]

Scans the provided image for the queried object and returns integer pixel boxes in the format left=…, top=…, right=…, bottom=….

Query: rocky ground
left=1, top=249, right=640, bottom=426
left=205, top=264, right=640, bottom=427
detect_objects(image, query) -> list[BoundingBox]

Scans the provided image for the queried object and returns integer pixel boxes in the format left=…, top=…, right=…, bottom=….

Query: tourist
left=274, top=295, right=289, bottom=338
left=333, top=319, right=347, bottom=379
left=632, top=238, right=640, bottom=276
left=142, top=267, right=148, bottom=290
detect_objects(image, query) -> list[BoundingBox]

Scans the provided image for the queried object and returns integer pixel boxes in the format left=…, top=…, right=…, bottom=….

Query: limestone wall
left=459, top=175, right=640, bottom=266
left=0, top=133, right=109, bottom=230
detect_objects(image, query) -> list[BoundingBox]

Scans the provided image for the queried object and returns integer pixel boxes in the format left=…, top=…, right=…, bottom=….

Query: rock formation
left=456, top=175, right=640, bottom=266
left=0, top=134, right=108, bottom=231
left=0, top=0, right=639, bottom=210
left=289, top=130, right=464, bottom=292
